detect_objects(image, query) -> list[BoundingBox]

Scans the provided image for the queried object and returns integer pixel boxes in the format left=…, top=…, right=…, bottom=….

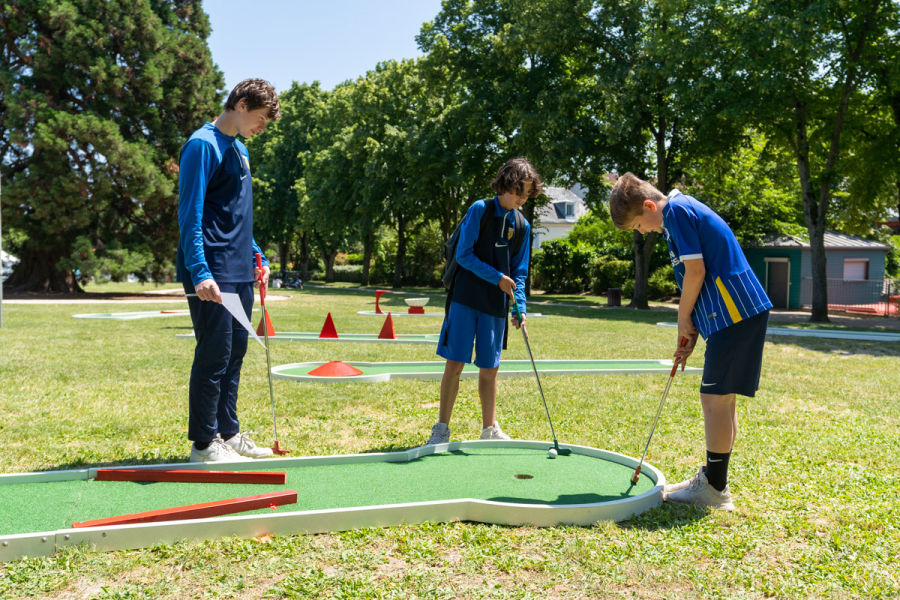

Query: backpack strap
left=442, top=201, right=497, bottom=346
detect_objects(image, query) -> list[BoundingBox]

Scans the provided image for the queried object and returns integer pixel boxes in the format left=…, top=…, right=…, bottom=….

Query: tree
left=246, top=82, right=327, bottom=280
left=1, top=0, right=224, bottom=292
left=722, top=0, right=899, bottom=321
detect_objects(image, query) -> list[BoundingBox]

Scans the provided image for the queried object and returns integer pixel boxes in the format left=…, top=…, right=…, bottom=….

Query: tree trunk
left=793, top=101, right=831, bottom=323
left=629, top=231, right=657, bottom=309
left=361, top=229, right=374, bottom=287
left=299, top=233, right=309, bottom=281
left=5, top=249, right=81, bottom=293
left=279, top=239, right=288, bottom=281
left=323, top=250, right=336, bottom=283
left=393, top=214, right=406, bottom=289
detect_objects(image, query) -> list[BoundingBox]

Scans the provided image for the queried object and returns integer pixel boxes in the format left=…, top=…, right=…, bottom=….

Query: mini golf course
left=175, top=331, right=440, bottom=344
left=657, top=321, right=900, bottom=342
left=0, top=441, right=663, bottom=562
left=271, top=359, right=702, bottom=383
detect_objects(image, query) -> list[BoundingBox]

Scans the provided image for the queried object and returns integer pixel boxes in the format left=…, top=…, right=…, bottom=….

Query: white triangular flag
left=220, top=292, right=266, bottom=349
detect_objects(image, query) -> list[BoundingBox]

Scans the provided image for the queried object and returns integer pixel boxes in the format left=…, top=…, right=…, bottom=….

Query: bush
left=648, top=267, right=678, bottom=299
left=533, top=239, right=592, bottom=293
left=597, top=260, right=633, bottom=291
left=590, top=255, right=614, bottom=295
left=622, top=278, right=634, bottom=299
left=332, top=264, right=363, bottom=283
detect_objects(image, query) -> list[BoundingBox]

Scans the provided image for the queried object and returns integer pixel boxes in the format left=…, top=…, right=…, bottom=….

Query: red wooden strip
left=95, top=469, right=286, bottom=485
left=72, top=490, right=297, bottom=529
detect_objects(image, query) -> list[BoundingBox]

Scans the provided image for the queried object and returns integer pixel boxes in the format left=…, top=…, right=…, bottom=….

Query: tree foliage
left=1, top=0, right=224, bottom=292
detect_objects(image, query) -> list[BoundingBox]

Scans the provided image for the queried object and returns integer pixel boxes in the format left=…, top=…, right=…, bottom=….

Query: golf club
left=630, top=336, right=689, bottom=484
left=256, top=253, right=288, bottom=455
left=511, top=297, right=571, bottom=456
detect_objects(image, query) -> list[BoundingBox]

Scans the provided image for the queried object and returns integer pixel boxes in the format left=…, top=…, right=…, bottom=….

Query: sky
left=205, top=0, right=445, bottom=93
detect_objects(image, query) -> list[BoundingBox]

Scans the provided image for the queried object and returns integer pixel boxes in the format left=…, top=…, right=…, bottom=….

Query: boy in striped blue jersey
left=610, top=173, right=772, bottom=511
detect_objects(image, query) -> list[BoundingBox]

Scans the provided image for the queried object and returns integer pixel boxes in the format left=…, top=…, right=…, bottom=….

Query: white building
left=1, top=250, right=17, bottom=283
left=532, top=187, right=589, bottom=248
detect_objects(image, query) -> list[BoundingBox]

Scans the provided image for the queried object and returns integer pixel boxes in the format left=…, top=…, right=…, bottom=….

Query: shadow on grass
left=766, top=334, right=900, bottom=358
left=37, top=455, right=194, bottom=472
left=618, top=503, right=711, bottom=530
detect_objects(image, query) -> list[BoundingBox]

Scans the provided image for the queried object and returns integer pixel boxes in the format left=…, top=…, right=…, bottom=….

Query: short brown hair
left=225, top=78, right=282, bottom=121
left=490, top=157, right=543, bottom=198
left=609, top=172, right=665, bottom=230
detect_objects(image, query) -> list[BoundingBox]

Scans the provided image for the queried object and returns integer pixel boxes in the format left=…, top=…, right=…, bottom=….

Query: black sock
left=194, top=441, right=211, bottom=451
left=220, top=433, right=237, bottom=442
left=705, top=450, right=731, bottom=491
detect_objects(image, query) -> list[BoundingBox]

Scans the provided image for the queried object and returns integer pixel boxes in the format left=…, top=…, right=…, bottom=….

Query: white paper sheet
left=220, top=292, right=266, bottom=349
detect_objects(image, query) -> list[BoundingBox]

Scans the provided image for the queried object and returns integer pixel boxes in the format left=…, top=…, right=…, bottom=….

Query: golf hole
left=514, top=474, right=533, bottom=480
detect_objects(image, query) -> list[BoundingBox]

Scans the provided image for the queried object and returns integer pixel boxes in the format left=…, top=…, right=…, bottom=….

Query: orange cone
left=307, top=361, right=364, bottom=377
left=378, top=312, right=397, bottom=339
left=319, top=312, right=338, bottom=339
left=256, top=309, right=275, bottom=337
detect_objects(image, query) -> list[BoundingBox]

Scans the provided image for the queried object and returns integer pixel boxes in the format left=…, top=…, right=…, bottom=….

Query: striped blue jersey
left=661, top=191, right=772, bottom=339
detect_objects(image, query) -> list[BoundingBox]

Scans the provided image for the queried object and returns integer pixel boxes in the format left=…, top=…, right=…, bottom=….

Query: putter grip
left=670, top=336, right=689, bottom=376
left=255, top=253, right=265, bottom=303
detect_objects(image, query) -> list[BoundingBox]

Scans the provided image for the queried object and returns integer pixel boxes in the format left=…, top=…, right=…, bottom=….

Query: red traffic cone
left=319, top=312, right=339, bottom=339
left=256, top=309, right=275, bottom=337
left=307, top=361, right=364, bottom=377
left=378, top=312, right=397, bottom=339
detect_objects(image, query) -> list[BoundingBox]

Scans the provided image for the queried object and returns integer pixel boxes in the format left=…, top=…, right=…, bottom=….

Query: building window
left=843, top=259, right=868, bottom=281
left=565, top=203, right=575, bottom=217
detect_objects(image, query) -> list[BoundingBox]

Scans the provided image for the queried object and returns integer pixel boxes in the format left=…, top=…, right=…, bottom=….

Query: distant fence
left=799, top=278, right=899, bottom=317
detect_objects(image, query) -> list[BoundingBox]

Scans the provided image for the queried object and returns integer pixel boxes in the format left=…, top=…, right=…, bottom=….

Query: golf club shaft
left=512, top=301, right=560, bottom=445
left=633, top=337, right=688, bottom=478
left=256, top=253, right=279, bottom=442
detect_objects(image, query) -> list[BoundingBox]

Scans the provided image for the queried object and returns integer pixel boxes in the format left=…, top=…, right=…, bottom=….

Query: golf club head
left=631, top=465, right=642, bottom=484
left=552, top=442, right=572, bottom=456
left=271, top=440, right=290, bottom=455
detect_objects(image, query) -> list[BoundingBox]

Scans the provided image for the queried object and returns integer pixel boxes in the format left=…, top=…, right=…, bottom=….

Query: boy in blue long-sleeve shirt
left=426, top=158, right=542, bottom=445
left=177, top=79, right=281, bottom=463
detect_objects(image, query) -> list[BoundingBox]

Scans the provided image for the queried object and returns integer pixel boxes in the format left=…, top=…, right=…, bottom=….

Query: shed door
left=768, top=262, right=789, bottom=309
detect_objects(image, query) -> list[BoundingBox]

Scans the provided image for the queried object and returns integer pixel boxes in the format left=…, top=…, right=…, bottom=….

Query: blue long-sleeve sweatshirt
left=176, top=122, right=267, bottom=286
left=455, top=197, right=530, bottom=316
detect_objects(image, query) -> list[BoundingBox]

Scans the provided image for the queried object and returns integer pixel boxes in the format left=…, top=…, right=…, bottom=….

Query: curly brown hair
left=609, top=172, right=665, bottom=230
left=490, top=157, right=544, bottom=198
left=225, top=78, right=282, bottom=121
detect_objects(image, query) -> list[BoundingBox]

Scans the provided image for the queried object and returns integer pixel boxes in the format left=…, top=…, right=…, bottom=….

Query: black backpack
left=442, top=202, right=527, bottom=289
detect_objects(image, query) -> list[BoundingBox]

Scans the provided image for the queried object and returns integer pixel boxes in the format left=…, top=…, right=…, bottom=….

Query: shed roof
left=757, top=230, right=889, bottom=250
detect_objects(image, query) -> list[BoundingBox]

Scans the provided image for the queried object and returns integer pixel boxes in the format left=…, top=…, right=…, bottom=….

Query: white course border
left=270, top=359, right=702, bottom=384
left=0, top=441, right=664, bottom=562
left=657, top=321, right=900, bottom=342
left=175, top=332, right=440, bottom=344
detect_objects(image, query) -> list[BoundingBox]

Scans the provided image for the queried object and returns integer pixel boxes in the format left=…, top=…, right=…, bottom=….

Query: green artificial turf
left=0, top=448, right=653, bottom=535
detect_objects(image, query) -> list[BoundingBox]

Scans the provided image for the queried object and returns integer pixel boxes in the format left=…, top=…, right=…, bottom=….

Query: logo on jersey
left=507, top=228, right=515, bottom=240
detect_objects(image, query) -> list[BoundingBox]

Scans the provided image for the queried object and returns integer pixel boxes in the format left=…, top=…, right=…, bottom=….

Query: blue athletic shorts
left=436, top=301, right=506, bottom=369
left=701, top=310, right=769, bottom=397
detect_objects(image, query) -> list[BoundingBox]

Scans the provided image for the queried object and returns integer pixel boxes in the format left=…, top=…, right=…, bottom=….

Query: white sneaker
left=190, top=437, right=250, bottom=463
left=223, top=431, right=274, bottom=459
left=664, top=468, right=735, bottom=511
left=664, top=466, right=705, bottom=494
left=426, top=422, right=450, bottom=445
left=480, top=422, right=511, bottom=441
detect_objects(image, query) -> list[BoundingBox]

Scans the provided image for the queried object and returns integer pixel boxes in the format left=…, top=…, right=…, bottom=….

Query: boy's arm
left=509, top=220, right=531, bottom=316
left=456, top=202, right=503, bottom=285
left=178, top=139, right=215, bottom=287
left=675, top=258, right=704, bottom=361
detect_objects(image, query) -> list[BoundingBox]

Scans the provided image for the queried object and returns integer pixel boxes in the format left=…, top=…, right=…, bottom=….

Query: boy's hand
left=673, top=334, right=698, bottom=366
left=254, top=265, right=270, bottom=290
left=677, top=314, right=697, bottom=342
left=511, top=313, right=527, bottom=337
left=498, top=275, right=516, bottom=300
left=195, top=278, right=222, bottom=304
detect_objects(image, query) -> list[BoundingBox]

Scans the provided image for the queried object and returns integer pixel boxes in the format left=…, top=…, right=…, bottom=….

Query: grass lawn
left=1, top=286, right=898, bottom=599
